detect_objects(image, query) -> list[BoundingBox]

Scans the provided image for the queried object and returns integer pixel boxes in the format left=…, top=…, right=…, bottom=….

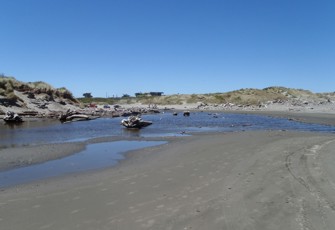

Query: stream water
left=1, top=112, right=334, bottom=148
left=0, top=112, right=334, bottom=188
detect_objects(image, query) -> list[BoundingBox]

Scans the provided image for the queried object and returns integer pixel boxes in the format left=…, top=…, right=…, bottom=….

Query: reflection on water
left=0, top=141, right=166, bottom=188
left=0, top=112, right=334, bottom=148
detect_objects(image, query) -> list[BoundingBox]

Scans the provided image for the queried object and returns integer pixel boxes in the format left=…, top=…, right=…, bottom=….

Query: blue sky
left=1, top=0, right=334, bottom=97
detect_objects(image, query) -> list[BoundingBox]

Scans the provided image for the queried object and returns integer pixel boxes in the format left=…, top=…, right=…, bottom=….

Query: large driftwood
left=121, top=116, right=153, bottom=129
left=59, top=110, right=98, bottom=123
left=3, top=111, right=24, bottom=123
left=66, top=114, right=90, bottom=120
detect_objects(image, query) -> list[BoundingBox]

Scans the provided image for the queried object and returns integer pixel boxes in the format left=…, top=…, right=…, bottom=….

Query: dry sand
left=1, top=112, right=335, bottom=229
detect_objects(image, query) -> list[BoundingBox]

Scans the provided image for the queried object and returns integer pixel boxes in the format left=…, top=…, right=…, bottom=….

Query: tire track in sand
left=286, top=138, right=335, bottom=230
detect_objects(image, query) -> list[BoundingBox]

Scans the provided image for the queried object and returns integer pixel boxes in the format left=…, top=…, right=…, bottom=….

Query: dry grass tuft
left=0, top=75, right=78, bottom=103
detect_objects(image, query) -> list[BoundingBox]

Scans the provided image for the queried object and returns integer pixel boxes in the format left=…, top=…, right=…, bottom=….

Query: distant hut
left=135, top=92, right=164, bottom=97
left=149, top=92, right=164, bottom=96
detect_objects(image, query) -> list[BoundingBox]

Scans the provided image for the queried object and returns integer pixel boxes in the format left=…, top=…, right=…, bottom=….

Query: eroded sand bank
left=1, top=129, right=335, bottom=230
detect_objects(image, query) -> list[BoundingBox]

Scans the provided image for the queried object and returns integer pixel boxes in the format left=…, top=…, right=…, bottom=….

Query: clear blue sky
left=1, top=0, right=334, bottom=97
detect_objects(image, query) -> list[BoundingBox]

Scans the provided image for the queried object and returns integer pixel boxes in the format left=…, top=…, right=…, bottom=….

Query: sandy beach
left=1, top=112, right=335, bottom=230
left=2, top=0, right=335, bottom=228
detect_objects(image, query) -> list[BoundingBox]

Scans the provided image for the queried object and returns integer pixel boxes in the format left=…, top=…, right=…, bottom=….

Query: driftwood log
left=121, top=116, right=153, bottom=129
left=3, top=111, right=23, bottom=123
left=59, top=109, right=97, bottom=123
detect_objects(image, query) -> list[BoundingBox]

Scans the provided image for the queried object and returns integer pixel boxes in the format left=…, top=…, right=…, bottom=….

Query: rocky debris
left=100, top=106, right=161, bottom=118
left=187, top=95, right=335, bottom=113
left=183, top=111, right=190, bottom=116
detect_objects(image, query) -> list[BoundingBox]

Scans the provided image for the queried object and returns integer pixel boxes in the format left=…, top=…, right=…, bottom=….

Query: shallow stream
left=0, top=112, right=334, bottom=188
left=1, top=112, right=334, bottom=148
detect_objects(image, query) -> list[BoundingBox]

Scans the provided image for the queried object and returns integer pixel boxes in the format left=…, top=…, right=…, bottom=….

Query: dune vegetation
left=1, top=75, right=333, bottom=109
left=0, top=75, right=78, bottom=103
left=78, top=86, right=333, bottom=107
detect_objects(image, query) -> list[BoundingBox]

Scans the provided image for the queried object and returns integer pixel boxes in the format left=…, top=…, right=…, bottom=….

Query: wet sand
left=1, top=112, right=335, bottom=229
left=0, top=142, right=86, bottom=172
left=231, top=110, right=335, bottom=126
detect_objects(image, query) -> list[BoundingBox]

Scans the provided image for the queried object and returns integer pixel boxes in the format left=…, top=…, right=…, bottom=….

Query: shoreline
left=168, top=102, right=335, bottom=123
left=0, top=110, right=334, bottom=174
